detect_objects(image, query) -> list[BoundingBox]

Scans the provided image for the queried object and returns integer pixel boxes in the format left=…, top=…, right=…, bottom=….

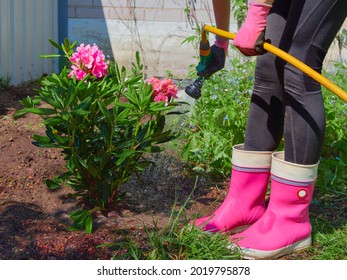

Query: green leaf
left=75, top=96, right=92, bottom=110
left=27, top=107, right=56, bottom=115
left=19, top=96, right=34, bottom=108
left=70, top=209, right=88, bottom=222
left=13, top=109, right=28, bottom=119
left=124, top=75, right=142, bottom=85
left=62, top=38, right=72, bottom=55
left=116, top=149, right=137, bottom=158
left=70, top=40, right=78, bottom=50
left=98, top=100, right=112, bottom=123
left=155, top=115, right=166, bottom=133
left=67, top=156, right=77, bottom=172
left=49, top=38, right=63, bottom=51
left=100, top=123, right=112, bottom=145
left=32, top=142, right=64, bottom=149
left=113, top=101, right=134, bottom=109
left=39, top=54, right=62, bottom=59
left=70, top=209, right=93, bottom=233
left=45, top=116, right=64, bottom=126
left=51, top=91, right=64, bottom=110
left=136, top=126, right=149, bottom=142
left=123, top=87, right=140, bottom=107
left=33, top=98, right=42, bottom=106
left=71, top=109, right=90, bottom=116
left=61, top=111, right=71, bottom=121
left=76, top=154, right=88, bottom=169
left=64, top=84, right=77, bottom=108
left=45, top=179, right=61, bottom=190
left=46, top=127, right=68, bottom=145
left=213, top=108, right=225, bottom=119
left=32, top=134, right=52, bottom=144
left=85, top=214, right=93, bottom=234
left=149, top=103, right=167, bottom=112
left=37, top=93, right=61, bottom=109
left=116, top=192, right=126, bottom=202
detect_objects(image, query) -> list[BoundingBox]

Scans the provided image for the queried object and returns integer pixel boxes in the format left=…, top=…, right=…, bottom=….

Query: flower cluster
left=68, top=43, right=109, bottom=80
left=146, top=77, right=179, bottom=105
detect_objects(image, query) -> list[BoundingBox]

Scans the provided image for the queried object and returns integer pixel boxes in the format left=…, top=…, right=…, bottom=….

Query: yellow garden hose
left=204, top=25, right=347, bottom=103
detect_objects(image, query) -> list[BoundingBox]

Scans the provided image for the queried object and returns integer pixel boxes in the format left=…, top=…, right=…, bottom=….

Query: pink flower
left=146, top=77, right=178, bottom=105
left=146, top=77, right=161, bottom=92
left=70, top=65, right=87, bottom=80
left=68, top=43, right=108, bottom=80
left=153, top=91, right=168, bottom=103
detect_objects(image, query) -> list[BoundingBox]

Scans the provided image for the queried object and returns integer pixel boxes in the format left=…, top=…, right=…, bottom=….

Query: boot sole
left=237, top=235, right=312, bottom=260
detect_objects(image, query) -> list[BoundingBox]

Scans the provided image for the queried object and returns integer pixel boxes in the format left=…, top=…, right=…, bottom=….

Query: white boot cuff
left=271, top=152, right=318, bottom=184
left=232, top=144, right=272, bottom=169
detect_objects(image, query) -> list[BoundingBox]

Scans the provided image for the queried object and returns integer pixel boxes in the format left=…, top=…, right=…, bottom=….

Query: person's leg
left=281, top=0, right=347, bottom=164
left=231, top=0, right=347, bottom=259
left=244, top=0, right=292, bottom=151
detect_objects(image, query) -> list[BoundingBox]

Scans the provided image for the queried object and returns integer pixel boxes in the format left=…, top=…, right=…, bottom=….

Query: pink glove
left=215, top=37, right=229, bottom=55
left=233, top=1, right=272, bottom=56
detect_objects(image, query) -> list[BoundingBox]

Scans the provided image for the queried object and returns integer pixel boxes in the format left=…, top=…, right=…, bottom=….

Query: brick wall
left=68, top=0, right=213, bottom=23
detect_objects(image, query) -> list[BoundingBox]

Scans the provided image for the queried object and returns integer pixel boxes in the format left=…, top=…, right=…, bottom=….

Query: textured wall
left=67, top=0, right=219, bottom=78
left=67, top=1, right=347, bottom=79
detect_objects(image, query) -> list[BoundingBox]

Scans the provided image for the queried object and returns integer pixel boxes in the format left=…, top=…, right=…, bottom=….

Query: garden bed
left=0, top=82, right=345, bottom=260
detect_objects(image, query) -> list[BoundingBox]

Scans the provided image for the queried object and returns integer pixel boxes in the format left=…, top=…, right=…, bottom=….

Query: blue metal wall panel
left=0, top=0, right=60, bottom=85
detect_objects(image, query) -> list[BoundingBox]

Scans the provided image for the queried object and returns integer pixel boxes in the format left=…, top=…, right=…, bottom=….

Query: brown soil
left=0, top=83, right=345, bottom=260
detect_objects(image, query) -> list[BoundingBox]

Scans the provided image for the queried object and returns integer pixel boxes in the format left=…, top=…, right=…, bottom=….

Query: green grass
left=309, top=191, right=347, bottom=260
left=312, top=224, right=347, bottom=260
left=107, top=178, right=241, bottom=260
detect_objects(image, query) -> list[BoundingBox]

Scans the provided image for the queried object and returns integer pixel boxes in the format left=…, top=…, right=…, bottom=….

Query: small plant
left=16, top=39, right=184, bottom=233
left=0, top=74, right=11, bottom=91
left=316, top=61, right=347, bottom=194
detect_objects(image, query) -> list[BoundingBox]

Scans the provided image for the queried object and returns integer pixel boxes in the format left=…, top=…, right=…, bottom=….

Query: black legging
left=244, top=0, right=347, bottom=164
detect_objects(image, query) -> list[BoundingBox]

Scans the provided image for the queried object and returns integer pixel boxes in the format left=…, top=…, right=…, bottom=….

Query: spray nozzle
left=185, top=78, right=204, bottom=99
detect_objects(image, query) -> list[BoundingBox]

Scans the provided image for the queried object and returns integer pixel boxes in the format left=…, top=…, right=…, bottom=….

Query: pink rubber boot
left=192, top=144, right=272, bottom=233
left=230, top=151, right=318, bottom=259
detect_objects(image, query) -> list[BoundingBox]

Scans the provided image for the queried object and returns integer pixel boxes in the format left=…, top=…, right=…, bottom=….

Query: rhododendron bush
left=16, top=39, right=184, bottom=233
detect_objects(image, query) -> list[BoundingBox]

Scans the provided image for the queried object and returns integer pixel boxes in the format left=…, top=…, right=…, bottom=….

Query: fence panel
left=0, top=0, right=59, bottom=85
